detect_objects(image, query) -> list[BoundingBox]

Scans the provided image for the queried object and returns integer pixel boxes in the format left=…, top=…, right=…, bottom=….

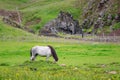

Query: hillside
left=0, top=0, right=120, bottom=37
left=0, top=17, right=34, bottom=40
left=0, top=0, right=30, bottom=10
left=0, top=0, right=82, bottom=34
left=21, top=0, right=82, bottom=33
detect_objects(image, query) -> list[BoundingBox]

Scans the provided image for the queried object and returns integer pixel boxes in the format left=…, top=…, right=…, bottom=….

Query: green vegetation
left=0, top=18, right=33, bottom=37
left=0, top=17, right=37, bottom=42
left=0, top=40, right=120, bottom=80
left=0, top=0, right=30, bottom=10
left=1, top=0, right=120, bottom=34
left=21, top=0, right=81, bottom=32
left=113, top=22, right=120, bottom=30
left=0, top=17, right=120, bottom=79
left=0, top=0, right=82, bottom=32
left=0, top=0, right=120, bottom=79
left=0, top=15, right=120, bottom=79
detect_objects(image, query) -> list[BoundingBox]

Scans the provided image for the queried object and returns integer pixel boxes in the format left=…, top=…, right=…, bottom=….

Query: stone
left=108, top=71, right=117, bottom=74
left=60, top=64, right=66, bottom=67
left=40, top=11, right=83, bottom=35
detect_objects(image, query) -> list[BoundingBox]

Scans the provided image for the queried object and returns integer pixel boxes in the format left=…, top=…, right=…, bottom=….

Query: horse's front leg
left=30, top=56, right=35, bottom=61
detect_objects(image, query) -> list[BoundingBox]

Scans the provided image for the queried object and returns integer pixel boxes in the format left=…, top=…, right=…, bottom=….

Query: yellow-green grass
left=0, top=0, right=30, bottom=10
left=0, top=1, right=120, bottom=79
left=0, top=41, right=120, bottom=65
left=0, top=17, right=34, bottom=37
left=0, top=40, right=120, bottom=80
left=0, top=14, right=120, bottom=80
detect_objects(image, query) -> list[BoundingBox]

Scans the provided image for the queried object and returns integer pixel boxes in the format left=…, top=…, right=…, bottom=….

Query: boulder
left=40, top=11, right=83, bottom=36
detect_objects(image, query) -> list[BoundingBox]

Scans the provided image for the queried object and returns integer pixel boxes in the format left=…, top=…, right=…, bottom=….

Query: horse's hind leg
left=46, top=55, right=50, bottom=62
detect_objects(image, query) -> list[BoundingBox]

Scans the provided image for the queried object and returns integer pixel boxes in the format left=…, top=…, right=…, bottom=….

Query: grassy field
left=0, top=0, right=120, bottom=80
left=0, top=17, right=34, bottom=37
left=0, top=39, right=120, bottom=80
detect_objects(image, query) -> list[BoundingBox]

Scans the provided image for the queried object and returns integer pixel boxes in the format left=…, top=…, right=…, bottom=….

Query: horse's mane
left=48, top=45, right=58, bottom=61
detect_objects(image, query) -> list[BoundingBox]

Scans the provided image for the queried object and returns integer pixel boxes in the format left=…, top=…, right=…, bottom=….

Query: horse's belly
left=38, top=53, right=48, bottom=57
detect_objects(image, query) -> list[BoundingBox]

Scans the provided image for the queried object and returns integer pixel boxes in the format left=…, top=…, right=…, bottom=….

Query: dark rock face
left=0, top=9, right=23, bottom=29
left=2, top=17, right=21, bottom=28
left=40, top=11, right=83, bottom=36
left=80, top=0, right=120, bottom=35
left=0, top=9, right=20, bottom=23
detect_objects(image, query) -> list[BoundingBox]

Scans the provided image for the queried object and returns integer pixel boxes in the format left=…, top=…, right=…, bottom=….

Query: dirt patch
left=24, top=18, right=41, bottom=34
left=98, top=29, right=120, bottom=36
left=25, top=18, right=41, bottom=26
left=109, top=29, right=120, bottom=36
left=0, top=9, right=20, bottom=23
left=0, top=9, right=41, bottom=34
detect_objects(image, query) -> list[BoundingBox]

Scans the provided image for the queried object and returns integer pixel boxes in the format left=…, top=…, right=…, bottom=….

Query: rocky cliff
left=40, top=11, right=83, bottom=36
left=40, top=0, right=120, bottom=36
left=80, top=0, right=120, bottom=35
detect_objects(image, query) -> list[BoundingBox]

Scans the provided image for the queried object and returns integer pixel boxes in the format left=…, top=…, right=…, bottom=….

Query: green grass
left=0, top=0, right=120, bottom=79
left=113, top=22, right=120, bottom=30
left=1, top=0, right=120, bottom=34
left=0, top=17, right=37, bottom=41
left=20, top=0, right=81, bottom=32
left=0, top=0, right=30, bottom=10
left=0, top=40, right=120, bottom=80
left=0, top=0, right=82, bottom=32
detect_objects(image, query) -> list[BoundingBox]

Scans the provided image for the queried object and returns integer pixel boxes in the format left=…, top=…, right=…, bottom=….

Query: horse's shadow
left=19, top=60, right=61, bottom=71
left=20, top=60, right=55, bottom=66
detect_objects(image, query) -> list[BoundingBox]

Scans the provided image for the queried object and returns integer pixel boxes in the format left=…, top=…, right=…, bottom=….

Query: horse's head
left=30, top=56, right=35, bottom=61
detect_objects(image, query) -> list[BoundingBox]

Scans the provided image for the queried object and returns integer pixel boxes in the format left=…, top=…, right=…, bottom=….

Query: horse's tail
left=48, top=45, right=58, bottom=62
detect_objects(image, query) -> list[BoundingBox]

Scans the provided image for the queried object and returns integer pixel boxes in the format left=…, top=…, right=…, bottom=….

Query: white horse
left=30, top=45, right=58, bottom=62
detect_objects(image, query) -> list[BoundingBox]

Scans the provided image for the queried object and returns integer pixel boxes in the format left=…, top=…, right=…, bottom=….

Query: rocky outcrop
left=0, top=9, right=21, bottom=23
left=2, top=17, right=21, bottom=28
left=40, top=11, right=83, bottom=36
left=0, top=9, right=22, bottom=28
left=80, top=0, right=120, bottom=35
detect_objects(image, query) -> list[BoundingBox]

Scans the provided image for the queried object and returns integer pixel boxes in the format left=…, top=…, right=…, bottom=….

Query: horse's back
left=32, top=46, right=51, bottom=56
